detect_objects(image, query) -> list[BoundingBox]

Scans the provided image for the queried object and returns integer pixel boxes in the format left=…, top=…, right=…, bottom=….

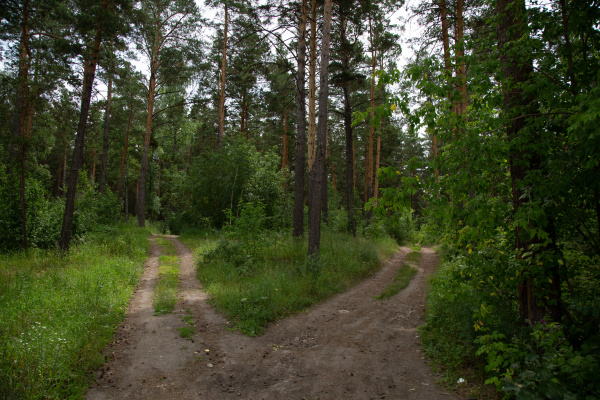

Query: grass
left=374, top=247, right=420, bottom=300
left=152, top=237, right=181, bottom=315
left=178, top=325, right=194, bottom=340
left=152, top=256, right=179, bottom=314
left=184, top=229, right=398, bottom=336
left=0, top=222, right=150, bottom=400
left=154, top=236, right=176, bottom=256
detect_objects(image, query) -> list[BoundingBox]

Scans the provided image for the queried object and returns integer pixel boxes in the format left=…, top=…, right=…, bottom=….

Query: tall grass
left=0, top=223, right=149, bottom=400
left=185, top=230, right=397, bottom=336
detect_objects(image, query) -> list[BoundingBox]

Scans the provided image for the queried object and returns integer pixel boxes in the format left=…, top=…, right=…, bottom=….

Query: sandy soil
left=86, top=236, right=463, bottom=400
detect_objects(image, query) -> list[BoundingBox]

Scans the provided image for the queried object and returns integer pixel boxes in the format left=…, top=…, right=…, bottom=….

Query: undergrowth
left=0, top=222, right=150, bottom=400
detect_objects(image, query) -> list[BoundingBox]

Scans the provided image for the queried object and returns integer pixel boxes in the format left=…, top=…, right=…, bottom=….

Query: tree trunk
left=308, top=0, right=332, bottom=258
left=558, top=0, right=576, bottom=92
left=99, top=72, right=113, bottom=194
left=117, top=104, right=133, bottom=196
left=217, top=4, right=228, bottom=148
left=343, top=82, right=355, bottom=236
left=497, top=0, right=560, bottom=324
left=282, top=106, right=288, bottom=170
left=59, top=15, right=105, bottom=251
left=341, top=12, right=355, bottom=236
left=138, top=45, right=159, bottom=228
left=10, top=0, right=31, bottom=249
left=366, top=15, right=376, bottom=205
left=241, top=87, right=247, bottom=139
left=321, top=128, right=328, bottom=223
left=374, top=135, right=381, bottom=205
left=307, top=0, right=317, bottom=172
left=456, top=0, right=467, bottom=115
left=90, top=151, right=96, bottom=182
left=437, top=0, right=451, bottom=177
left=293, top=0, right=308, bottom=238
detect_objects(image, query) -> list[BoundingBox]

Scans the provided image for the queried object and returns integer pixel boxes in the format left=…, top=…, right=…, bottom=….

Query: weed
left=178, top=326, right=194, bottom=340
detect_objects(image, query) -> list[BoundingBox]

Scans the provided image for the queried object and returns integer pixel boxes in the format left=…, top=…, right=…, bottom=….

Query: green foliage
left=476, top=322, right=600, bottom=399
left=186, top=137, right=284, bottom=229
left=193, top=231, right=397, bottom=336
left=0, top=222, right=149, bottom=399
left=0, top=167, right=122, bottom=253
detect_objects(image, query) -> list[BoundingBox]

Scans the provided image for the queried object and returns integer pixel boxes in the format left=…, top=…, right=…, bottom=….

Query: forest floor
left=86, top=235, right=463, bottom=400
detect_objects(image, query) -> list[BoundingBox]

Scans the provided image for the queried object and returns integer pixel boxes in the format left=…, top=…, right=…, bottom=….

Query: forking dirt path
left=86, top=235, right=463, bottom=400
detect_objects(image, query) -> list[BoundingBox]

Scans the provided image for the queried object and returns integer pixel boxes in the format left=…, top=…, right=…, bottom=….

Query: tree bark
left=321, top=128, right=328, bottom=222
left=117, top=103, right=133, bottom=197
left=99, top=72, right=113, bottom=194
left=374, top=135, right=381, bottom=204
left=340, top=14, right=356, bottom=236
left=138, top=43, right=159, bottom=228
left=293, top=0, right=308, bottom=238
left=59, top=13, right=105, bottom=251
left=366, top=15, right=376, bottom=205
left=307, top=0, right=317, bottom=172
left=10, top=0, right=31, bottom=249
left=456, top=0, right=467, bottom=115
left=308, top=0, right=332, bottom=258
left=282, top=105, right=288, bottom=170
left=497, top=0, right=560, bottom=324
left=217, top=4, right=228, bottom=148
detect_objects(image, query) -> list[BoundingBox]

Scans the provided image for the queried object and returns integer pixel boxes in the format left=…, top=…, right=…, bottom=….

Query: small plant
left=178, top=326, right=194, bottom=340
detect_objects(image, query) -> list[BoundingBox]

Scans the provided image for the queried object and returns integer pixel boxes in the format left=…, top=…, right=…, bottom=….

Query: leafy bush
left=476, top=322, right=600, bottom=399
left=0, top=167, right=122, bottom=252
left=186, top=137, right=284, bottom=229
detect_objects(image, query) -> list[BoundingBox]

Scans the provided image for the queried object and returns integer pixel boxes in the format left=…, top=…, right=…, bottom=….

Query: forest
left=1, top=0, right=599, bottom=398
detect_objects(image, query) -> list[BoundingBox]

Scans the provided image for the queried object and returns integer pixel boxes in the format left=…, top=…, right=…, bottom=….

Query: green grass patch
left=0, top=222, right=150, bottom=399
left=152, top=254, right=180, bottom=315
left=178, top=325, right=194, bottom=340
left=188, top=230, right=397, bottom=336
left=155, top=236, right=177, bottom=256
left=375, top=248, right=421, bottom=300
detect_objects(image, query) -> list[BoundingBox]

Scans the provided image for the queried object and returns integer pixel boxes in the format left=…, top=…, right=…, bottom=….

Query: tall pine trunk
left=117, top=103, right=133, bottom=197
left=60, top=11, right=105, bottom=251
left=497, top=0, right=560, bottom=324
left=10, top=0, right=31, bottom=249
left=340, top=14, right=355, bottom=236
left=138, top=45, right=158, bottom=228
left=217, top=4, right=228, bottom=148
left=307, top=0, right=317, bottom=172
left=366, top=15, right=376, bottom=206
left=99, top=72, right=113, bottom=194
left=308, top=0, right=332, bottom=258
left=293, top=0, right=308, bottom=238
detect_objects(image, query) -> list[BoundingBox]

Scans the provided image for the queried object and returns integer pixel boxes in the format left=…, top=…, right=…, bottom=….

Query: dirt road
left=86, top=236, right=462, bottom=400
